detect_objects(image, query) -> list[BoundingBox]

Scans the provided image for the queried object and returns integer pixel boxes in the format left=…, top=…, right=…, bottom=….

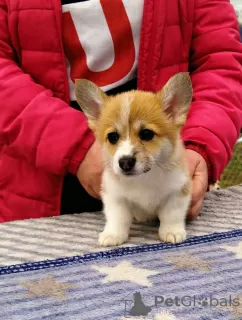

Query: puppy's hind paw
left=159, top=226, right=186, bottom=244
left=98, top=231, right=128, bottom=247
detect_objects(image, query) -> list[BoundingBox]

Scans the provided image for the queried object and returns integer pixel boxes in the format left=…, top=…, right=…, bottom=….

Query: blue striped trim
left=1, top=229, right=242, bottom=276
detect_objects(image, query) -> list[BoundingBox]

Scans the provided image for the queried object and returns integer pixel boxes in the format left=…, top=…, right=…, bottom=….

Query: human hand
left=76, top=140, right=103, bottom=199
left=185, top=149, right=208, bottom=221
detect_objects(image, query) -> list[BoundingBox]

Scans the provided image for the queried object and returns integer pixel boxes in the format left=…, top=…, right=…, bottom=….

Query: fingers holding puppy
left=185, top=149, right=208, bottom=221
left=76, top=140, right=103, bottom=199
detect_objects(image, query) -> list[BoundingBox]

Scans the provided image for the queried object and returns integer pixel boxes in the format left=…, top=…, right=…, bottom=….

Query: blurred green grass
left=220, top=140, right=242, bottom=188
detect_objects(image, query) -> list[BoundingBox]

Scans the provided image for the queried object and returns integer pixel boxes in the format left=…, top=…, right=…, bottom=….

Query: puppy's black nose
left=119, top=156, right=136, bottom=172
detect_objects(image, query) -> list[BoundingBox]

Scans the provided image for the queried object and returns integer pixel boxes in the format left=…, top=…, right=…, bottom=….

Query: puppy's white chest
left=120, top=178, right=161, bottom=211
left=103, top=167, right=187, bottom=214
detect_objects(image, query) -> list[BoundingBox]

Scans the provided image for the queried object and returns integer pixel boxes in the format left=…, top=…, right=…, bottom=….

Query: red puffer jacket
left=0, top=0, right=242, bottom=222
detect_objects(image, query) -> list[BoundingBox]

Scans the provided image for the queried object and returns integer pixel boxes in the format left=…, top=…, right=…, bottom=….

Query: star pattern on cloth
left=221, top=242, right=242, bottom=259
left=163, top=253, right=213, bottom=272
left=218, top=296, right=242, bottom=319
left=20, top=275, right=74, bottom=300
left=92, top=261, right=159, bottom=287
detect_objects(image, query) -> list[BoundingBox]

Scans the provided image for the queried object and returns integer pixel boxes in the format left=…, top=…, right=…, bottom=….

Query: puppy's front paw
left=98, top=231, right=128, bottom=247
left=159, top=225, right=186, bottom=244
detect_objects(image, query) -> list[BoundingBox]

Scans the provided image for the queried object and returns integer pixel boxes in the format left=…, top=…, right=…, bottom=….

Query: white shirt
left=62, top=0, right=144, bottom=100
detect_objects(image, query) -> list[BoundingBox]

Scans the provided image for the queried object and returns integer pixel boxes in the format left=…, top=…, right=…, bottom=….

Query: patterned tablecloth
left=0, top=186, right=242, bottom=320
left=0, top=185, right=241, bottom=267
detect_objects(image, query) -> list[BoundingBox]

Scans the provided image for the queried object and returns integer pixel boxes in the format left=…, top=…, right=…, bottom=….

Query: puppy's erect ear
left=75, top=79, right=107, bottom=122
left=157, top=72, right=193, bottom=127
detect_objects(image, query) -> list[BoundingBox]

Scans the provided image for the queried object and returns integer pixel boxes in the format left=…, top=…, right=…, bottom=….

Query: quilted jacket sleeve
left=0, top=1, right=94, bottom=176
left=182, top=0, right=242, bottom=183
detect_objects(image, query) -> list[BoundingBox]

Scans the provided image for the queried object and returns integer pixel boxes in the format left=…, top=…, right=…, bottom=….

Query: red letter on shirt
left=62, top=0, right=135, bottom=87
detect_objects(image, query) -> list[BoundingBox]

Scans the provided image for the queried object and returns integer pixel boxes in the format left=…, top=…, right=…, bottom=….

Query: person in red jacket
left=0, top=0, right=242, bottom=223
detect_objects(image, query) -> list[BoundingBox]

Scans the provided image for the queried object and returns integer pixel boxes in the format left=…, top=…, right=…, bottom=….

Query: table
left=1, top=185, right=242, bottom=267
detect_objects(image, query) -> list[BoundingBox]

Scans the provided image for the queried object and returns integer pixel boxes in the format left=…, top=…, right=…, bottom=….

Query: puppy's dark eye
left=107, top=132, right=120, bottom=144
left=139, top=129, right=155, bottom=141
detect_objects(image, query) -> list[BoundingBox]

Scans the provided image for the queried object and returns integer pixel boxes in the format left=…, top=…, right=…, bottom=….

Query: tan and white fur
left=75, top=73, right=193, bottom=247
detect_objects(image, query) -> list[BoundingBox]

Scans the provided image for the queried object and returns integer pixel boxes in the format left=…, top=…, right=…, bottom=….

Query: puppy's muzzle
left=119, top=156, right=136, bottom=173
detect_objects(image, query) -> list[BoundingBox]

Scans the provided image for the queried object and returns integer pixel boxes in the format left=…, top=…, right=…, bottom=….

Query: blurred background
left=218, top=0, right=242, bottom=188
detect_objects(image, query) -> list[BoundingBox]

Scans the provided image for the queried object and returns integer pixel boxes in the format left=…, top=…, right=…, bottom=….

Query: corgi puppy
left=75, top=73, right=193, bottom=247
